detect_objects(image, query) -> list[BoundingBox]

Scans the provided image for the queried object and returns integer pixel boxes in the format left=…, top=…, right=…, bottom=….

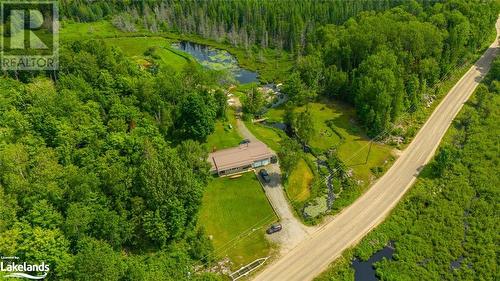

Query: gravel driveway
left=257, top=163, right=315, bottom=253
left=231, top=96, right=315, bottom=252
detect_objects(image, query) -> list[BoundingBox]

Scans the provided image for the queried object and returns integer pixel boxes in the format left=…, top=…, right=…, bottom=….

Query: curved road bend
left=253, top=19, right=499, bottom=281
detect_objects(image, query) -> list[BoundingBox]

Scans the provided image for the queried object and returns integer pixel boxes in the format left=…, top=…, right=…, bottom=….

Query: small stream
left=171, top=41, right=259, bottom=84
left=315, top=159, right=336, bottom=209
left=263, top=121, right=337, bottom=218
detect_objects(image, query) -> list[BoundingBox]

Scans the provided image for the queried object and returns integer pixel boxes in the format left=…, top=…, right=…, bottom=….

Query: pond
left=352, top=244, right=394, bottom=281
left=171, top=41, right=259, bottom=84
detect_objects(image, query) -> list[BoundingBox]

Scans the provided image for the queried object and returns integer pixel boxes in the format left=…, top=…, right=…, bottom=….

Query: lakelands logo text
left=1, top=257, right=49, bottom=280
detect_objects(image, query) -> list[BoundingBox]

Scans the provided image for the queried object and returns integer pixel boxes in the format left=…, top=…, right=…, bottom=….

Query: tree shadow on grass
left=321, top=100, right=369, bottom=141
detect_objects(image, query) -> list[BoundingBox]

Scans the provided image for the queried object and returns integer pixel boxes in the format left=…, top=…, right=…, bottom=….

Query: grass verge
left=286, top=158, right=314, bottom=203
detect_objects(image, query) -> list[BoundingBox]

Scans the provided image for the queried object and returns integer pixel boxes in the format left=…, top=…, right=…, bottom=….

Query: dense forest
left=60, top=0, right=405, bottom=52
left=287, top=0, right=498, bottom=136
left=0, top=41, right=227, bottom=280
left=60, top=0, right=498, bottom=135
left=318, top=55, right=500, bottom=281
left=1, top=0, right=498, bottom=280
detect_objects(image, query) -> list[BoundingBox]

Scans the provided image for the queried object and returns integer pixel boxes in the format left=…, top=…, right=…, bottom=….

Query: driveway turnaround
left=253, top=19, right=500, bottom=281
left=257, top=163, right=314, bottom=252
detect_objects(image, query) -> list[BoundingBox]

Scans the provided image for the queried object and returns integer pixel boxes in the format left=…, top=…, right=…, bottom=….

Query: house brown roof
left=208, top=141, right=275, bottom=172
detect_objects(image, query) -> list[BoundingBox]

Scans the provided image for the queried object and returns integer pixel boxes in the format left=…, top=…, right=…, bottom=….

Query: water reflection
left=172, top=41, right=259, bottom=84
left=352, top=243, right=394, bottom=281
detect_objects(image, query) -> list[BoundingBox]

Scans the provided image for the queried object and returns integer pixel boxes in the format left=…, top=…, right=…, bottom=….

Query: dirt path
left=229, top=95, right=315, bottom=253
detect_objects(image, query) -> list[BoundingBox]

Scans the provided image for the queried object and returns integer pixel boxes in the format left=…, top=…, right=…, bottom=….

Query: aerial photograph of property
left=0, top=0, right=498, bottom=280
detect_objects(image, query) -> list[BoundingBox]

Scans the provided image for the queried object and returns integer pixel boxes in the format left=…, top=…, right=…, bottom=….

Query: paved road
left=230, top=96, right=314, bottom=251
left=253, top=19, right=500, bottom=281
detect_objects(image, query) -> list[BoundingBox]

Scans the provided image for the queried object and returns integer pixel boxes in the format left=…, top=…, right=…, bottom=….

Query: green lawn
left=286, top=158, right=314, bottom=203
left=337, top=138, right=393, bottom=185
left=267, top=102, right=343, bottom=150
left=265, top=101, right=393, bottom=185
left=244, top=121, right=285, bottom=152
left=199, top=173, right=277, bottom=268
left=206, top=108, right=243, bottom=150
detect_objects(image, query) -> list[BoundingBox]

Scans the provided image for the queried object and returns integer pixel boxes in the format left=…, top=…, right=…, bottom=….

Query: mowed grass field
left=206, top=108, right=243, bottom=150
left=199, top=173, right=277, bottom=268
left=286, top=158, right=314, bottom=203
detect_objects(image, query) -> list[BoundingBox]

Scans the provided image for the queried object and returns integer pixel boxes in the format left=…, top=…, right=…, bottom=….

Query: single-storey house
left=208, top=141, right=276, bottom=176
